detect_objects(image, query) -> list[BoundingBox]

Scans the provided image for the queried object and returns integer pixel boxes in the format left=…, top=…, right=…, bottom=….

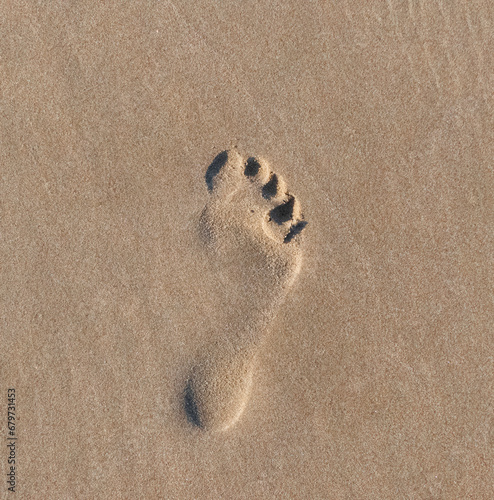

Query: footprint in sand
left=183, top=149, right=307, bottom=431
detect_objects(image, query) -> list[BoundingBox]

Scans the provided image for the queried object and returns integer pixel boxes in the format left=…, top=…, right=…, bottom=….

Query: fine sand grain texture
left=0, top=1, right=493, bottom=499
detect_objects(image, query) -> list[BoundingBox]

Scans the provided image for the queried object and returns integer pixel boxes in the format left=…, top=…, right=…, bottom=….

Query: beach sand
left=0, top=1, right=493, bottom=498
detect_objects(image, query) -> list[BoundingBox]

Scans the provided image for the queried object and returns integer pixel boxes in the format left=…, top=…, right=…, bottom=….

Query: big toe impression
left=205, top=149, right=243, bottom=196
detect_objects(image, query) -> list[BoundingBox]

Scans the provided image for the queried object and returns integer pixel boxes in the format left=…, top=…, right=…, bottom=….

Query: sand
left=0, top=1, right=493, bottom=499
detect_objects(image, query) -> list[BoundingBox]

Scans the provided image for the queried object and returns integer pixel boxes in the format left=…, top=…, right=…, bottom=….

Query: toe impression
left=205, top=149, right=243, bottom=196
left=244, top=157, right=270, bottom=184
left=270, top=195, right=301, bottom=224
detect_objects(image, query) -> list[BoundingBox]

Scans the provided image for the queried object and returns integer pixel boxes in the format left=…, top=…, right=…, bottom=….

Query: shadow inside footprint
left=205, top=151, right=229, bottom=191
left=184, top=380, right=202, bottom=428
left=244, top=157, right=261, bottom=177
left=262, top=173, right=279, bottom=199
left=284, top=221, right=308, bottom=243
left=270, top=195, right=296, bottom=224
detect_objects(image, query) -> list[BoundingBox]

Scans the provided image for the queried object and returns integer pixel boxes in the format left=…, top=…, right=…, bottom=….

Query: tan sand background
left=0, top=1, right=493, bottom=498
